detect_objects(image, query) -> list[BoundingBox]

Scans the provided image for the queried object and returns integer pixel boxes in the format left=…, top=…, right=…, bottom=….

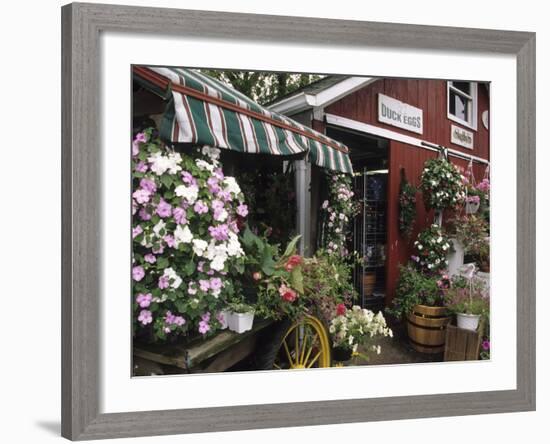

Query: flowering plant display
left=386, top=264, right=447, bottom=319
left=398, top=178, right=417, bottom=237
left=131, top=128, right=248, bottom=342
left=320, top=172, right=357, bottom=256
left=329, top=305, right=393, bottom=356
left=413, top=224, right=451, bottom=273
left=449, top=215, right=490, bottom=269
left=239, top=227, right=306, bottom=320
left=301, top=250, right=356, bottom=323
left=480, top=336, right=491, bottom=360
left=444, top=274, right=490, bottom=317
left=420, top=158, right=467, bottom=211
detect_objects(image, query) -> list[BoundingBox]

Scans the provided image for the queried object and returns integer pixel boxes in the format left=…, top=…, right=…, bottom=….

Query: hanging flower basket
left=420, top=158, right=467, bottom=211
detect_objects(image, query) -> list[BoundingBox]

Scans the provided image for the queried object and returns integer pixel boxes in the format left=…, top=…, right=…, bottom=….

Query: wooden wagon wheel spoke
left=306, top=350, right=322, bottom=368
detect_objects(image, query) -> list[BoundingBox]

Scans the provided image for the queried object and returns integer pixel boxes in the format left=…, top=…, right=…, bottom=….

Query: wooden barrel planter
left=407, top=305, right=451, bottom=354
left=362, top=272, right=376, bottom=296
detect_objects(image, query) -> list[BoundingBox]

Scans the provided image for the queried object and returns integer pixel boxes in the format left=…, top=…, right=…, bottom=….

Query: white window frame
left=447, top=81, right=478, bottom=130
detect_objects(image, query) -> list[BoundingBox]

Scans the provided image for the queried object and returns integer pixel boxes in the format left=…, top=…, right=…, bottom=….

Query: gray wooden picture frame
left=61, top=2, right=536, bottom=440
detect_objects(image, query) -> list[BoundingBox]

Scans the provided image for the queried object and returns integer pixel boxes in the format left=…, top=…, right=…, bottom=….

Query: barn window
left=447, top=81, right=478, bottom=130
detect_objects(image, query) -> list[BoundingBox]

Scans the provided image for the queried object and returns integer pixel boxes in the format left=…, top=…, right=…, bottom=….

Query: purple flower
left=138, top=309, right=153, bottom=325
left=218, top=190, right=232, bottom=202
left=199, top=279, right=210, bottom=292
left=411, top=255, right=420, bottom=263
left=213, top=168, right=224, bottom=180
left=208, top=224, right=229, bottom=241
left=236, top=204, right=248, bottom=217
left=139, top=207, right=152, bottom=221
left=181, top=171, right=195, bottom=185
left=197, top=261, right=205, bottom=272
left=165, top=311, right=185, bottom=326
left=207, top=177, right=221, bottom=194
left=132, top=266, right=145, bottom=281
left=135, top=161, right=148, bottom=173
left=144, top=253, right=156, bottom=264
left=193, top=200, right=209, bottom=214
left=158, top=275, right=170, bottom=289
left=211, top=199, right=224, bottom=212
left=210, top=277, right=223, bottom=291
left=136, top=293, right=152, bottom=308
left=198, top=320, right=210, bottom=335
left=132, top=141, right=140, bottom=157
left=132, top=225, right=143, bottom=239
left=156, top=199, right=172, bottom=218
left=482, top=340, right=490, bottom=351
left=173, top=207, right=187, bottom=225
left=140, top=178, right=157, bottom=193
left=163, top=235, right=176, bottom=248
left=132, top=188, right=151, bottom=204
left=135, top=132, right=148, bottom=143
left=201, top=312, right=211, bottom=322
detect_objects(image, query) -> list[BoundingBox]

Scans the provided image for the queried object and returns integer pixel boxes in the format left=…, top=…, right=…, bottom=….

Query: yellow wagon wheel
left=273, top=315, right=331, bottom=369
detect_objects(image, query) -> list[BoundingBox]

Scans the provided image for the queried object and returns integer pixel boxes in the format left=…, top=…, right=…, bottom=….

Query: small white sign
left=378, top=93, right=423, bottom=134
left=451, top=124, right=474, bottom=149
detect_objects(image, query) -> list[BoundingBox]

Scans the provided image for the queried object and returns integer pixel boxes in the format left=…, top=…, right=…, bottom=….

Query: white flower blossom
left=192, top=239, right=208, bottom=256
left=174, top=225, right=193, bottom=245
left=162, top=267, right=182, bottom=289
left=223, top=177, right=241, bottom=195
left=175, top=184, right=199, bottom=204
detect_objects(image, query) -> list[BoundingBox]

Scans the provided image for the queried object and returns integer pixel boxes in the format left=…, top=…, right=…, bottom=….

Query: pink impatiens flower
left=173, top=207, right=187, bottom=225
left=156, top=199, right=172, bottom=218
left=144, top=253, right=156, bottom=264
left=193, top=200, right=209, bottom=214
left=132, top=188, right=151, bottom=204
left=136, top=293, right=152, bottom=308
left=139, top=207, right=152, bottom=221
left=132, top=266, right=145, bottom=281
left=132, top=225, right=143, bottom=239
left=138, top=309, right=152, bottom=325
left=199, top=279, right=210, bottom=292
left=135, top=132, right=148, bottom=143
left=236, top=204, right=248, bottom=217
left=158, top=275, right=170, bottom=289
left=140, top=178, right=156, bottom=193
left=198, top=320, right=210, bottom=335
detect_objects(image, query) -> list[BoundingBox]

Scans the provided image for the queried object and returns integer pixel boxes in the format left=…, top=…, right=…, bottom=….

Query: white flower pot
left=456, top=313, right=481, bottom=331
left=465, top=201, right=480, bottom=214
left=446, top=238, right=465, bottom=276
left=227, top=311, right=255, bottom=333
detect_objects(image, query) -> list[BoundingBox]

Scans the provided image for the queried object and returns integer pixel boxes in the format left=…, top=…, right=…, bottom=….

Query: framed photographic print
left=61, top=2, right=535, bottom=440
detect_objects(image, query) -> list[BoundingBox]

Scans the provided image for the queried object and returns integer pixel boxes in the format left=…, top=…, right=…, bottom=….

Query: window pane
left=452, top=81, right=471, bottom=95
left=450, top=91, right=469, bottom=122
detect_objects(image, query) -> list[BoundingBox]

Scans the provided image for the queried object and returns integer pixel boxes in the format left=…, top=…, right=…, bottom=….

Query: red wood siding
left=325, top=79, right=490, bottom=304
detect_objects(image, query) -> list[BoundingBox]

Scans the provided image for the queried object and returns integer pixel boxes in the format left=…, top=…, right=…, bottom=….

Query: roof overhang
left=269, top=77, right=375, bottom=115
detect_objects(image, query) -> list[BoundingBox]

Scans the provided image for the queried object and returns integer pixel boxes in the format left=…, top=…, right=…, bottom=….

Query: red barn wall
left=325, top=78, right=490, bottom=304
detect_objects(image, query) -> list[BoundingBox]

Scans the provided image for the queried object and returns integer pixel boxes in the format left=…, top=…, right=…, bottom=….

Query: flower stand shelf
left=444, top=322, right=484, bottom=361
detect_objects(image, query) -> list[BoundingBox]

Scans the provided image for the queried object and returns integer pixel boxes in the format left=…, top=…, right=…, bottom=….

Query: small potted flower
left=329, top=304, right=393, bottom=362
left=444, top=268, right=489, bottom=331
left=464, top=187, right=484, bottom=214
left=226, top=301, right=255, bottom=333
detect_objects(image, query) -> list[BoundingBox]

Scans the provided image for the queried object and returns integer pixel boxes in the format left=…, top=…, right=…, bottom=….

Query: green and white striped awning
left=133, top=66, right=353, bottom=174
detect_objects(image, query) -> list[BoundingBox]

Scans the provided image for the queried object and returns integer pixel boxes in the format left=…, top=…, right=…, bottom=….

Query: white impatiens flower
left=148, top=152, right=182, bottom=176
left=175, top=184, right=199, bottom=204
left=195, top=159, right=215, bottom=172
left=213, top=208, right=228, bottom=222
left=223, top=177, right=241, bottom=195
left=174, top=225, right=193, bottom=245
left=201, top=146, right=221, bottom=163
left=226, top=232, right=244, bottom=257
left=163, top=267, right=182, bottom=289
left=192, top=239, right=208, bottom=257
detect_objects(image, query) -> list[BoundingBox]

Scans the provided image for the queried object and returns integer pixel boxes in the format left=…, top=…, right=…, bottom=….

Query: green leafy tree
left=201, top=70, right=323, bottom=105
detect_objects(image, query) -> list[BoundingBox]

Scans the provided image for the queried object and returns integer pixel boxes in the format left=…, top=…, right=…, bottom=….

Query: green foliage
left=444, top=275, right=490, bottom=317
left=449, top=214, right=490, bottom=267
left=200, top=70, right=323, bottom=106
left=386, top=264, right=445, bottom=320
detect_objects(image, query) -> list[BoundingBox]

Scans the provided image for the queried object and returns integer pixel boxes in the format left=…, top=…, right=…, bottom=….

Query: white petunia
left=201, top=146, right=221, bottom=162
left=223, top=177, right=241, bottom=195
left=195, top=159, right=215, bottom=172
left=163, top=267, right=182, bottom=289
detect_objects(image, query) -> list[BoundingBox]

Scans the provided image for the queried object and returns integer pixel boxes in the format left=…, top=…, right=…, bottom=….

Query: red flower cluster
left=284, top=254, right=302, bottom=272
left=278, top=284, right=297, bottom=302
left=336, top=303, right=347, bottom=316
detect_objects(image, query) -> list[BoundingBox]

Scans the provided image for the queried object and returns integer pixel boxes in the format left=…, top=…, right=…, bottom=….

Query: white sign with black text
left=378, top=93, right=423, bottom=134
left=451, top=124, right=474, bottom=149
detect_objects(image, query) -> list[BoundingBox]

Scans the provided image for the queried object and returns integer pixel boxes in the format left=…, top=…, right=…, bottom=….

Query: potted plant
left=387, top=264, right=450, bottom=353
left=445, top=271, right=489, bottom=331
left=419, top=157, right=467, bottom=211
left=225, top=301, right=255, bottom=333
left=449, top=215, right=490, bottom=272
left=329, top=305, right=392, bottom=362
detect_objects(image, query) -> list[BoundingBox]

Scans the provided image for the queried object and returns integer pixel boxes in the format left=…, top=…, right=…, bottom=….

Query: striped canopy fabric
left=133, top=66, right=353, bottom=174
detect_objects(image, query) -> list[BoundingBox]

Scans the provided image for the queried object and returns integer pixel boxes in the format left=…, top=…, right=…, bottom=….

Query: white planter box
left=227, top=311, right=255, bottom=333
left=456, top=313, right=481, bottom=331
left=446, top=238, right=465, bottom=276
